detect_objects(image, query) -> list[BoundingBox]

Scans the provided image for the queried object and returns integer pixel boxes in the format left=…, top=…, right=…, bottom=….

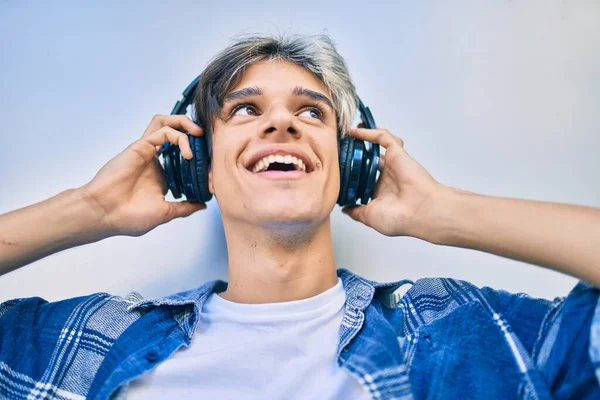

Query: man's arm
left=0, top=188, right=108, bottom=276
left=423, top=187, right=600, bottom=287
left=342, top=127, right=600, bottom=286
left=0, top=114, right=206, bottom=277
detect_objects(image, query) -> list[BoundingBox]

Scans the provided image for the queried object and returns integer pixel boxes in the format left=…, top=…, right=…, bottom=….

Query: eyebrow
left=291, top=86, right=335, bottom=111
left=223, top=86, right=263, bottom=103
left=223, top=85, right=335, bottom=111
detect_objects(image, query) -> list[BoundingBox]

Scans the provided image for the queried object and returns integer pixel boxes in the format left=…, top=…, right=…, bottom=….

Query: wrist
left=74, top=186, right=119, bottom=240
left=409, top=185, right=475, bottom=245
left=0, top=187, right=117, bottom=275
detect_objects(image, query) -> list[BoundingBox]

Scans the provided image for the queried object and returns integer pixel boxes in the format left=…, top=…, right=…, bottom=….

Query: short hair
left=192, top=32, right=358, bottom=155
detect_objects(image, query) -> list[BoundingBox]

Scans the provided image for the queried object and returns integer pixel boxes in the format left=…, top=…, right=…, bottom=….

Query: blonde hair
left=193, top=32, right=358, bottom=153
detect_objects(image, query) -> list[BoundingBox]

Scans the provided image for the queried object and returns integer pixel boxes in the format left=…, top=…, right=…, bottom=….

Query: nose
left=260, top=104, right=299, bottom=138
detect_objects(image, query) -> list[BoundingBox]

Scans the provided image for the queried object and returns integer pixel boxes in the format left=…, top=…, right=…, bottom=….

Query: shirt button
left=145, top=349, right=159, bottom=362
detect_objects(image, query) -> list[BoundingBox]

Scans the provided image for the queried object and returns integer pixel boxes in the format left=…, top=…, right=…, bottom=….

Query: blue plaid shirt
left=0, top=268, right=599, bottom=399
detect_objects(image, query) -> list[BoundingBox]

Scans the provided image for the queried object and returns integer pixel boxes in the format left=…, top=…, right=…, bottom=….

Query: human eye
left=298, top=104, right=325, bottom=120
left=231, top=103, right=258, bottom=117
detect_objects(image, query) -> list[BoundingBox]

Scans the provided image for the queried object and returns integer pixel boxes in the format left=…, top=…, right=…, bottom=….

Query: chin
left=248, top=195, right=331, bottom=226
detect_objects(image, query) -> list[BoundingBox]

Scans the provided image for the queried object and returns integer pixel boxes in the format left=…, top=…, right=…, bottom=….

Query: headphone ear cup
left=355, top=144, right=371, bottom=204
left=179, top=152, right=197, bottom=201
left=361, top=143, right=380, bottom=204
left=337, top=136, right=365, bottom=206
left=346, top=140, right=364, bottom=205
left=161, top=143, right=182, bottom=199
left=188, top=134, right=213, bottom=203
left=337, top=136, right=354, bottom=206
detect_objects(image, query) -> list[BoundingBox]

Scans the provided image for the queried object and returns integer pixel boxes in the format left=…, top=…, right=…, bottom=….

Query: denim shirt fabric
left=0, top=268, right=598, bottom=400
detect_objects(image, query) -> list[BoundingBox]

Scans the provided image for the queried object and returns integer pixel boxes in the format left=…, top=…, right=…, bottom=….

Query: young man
left=0, top=33, right=599, bottom=400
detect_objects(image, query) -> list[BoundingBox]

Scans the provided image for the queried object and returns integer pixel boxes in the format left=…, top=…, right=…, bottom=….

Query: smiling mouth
left=247, top=156, right=313, bottom=180
left=250, top=154, right=311, bottom=173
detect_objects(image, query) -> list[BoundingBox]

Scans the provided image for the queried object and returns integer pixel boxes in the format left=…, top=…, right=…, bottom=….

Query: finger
left=348, top=128, right=402, bottom=149
left=393, top=135, right=405, bottom=147
left=142, top=114, right=203, bottom=138
left=378, top=153, right=385, bottom=171
left=165, top=200, right=206, bottom=222
left=341, top=205, right=367, bottom=225
left=143, top=126, right=194, bottom=160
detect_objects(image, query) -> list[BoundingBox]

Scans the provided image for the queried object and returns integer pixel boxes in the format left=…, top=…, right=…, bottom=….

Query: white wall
left=1, top=1, right=598, bottom=302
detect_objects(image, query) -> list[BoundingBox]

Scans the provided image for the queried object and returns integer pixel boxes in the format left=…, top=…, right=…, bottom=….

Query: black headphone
left=160, top=75, right=380, bottom=207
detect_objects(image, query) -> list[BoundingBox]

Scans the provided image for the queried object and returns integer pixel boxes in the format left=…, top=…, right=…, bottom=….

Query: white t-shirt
left=126, top=277, right=371, bottom=399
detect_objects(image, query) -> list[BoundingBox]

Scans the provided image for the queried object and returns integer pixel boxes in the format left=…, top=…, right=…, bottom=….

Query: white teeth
left=251, top=153, right=308, bottom=173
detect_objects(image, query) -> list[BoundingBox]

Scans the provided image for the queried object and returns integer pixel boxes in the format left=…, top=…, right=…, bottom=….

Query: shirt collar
left=128, top=268, right=412, bottom=341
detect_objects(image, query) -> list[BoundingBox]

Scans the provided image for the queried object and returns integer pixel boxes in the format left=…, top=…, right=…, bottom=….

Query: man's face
left=208, top=60, right=340, bottom=228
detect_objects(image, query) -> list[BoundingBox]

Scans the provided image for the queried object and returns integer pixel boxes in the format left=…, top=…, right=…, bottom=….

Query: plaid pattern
left=0, top=269, right=598, bottom=400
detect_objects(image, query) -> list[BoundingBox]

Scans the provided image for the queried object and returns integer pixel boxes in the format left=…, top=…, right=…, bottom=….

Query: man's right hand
left=81, top=114, right=207, bottom=238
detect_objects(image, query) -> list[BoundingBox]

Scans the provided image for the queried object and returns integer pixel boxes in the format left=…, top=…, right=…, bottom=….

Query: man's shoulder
left=0, top=277, right=225, bottom=340
left=1, top=290, right=140, bottom=310
left=365, top=272, right=558, bottom=310
left=356, top=271, right=560, bottom=334
left=0, top=291, right=148, bottom=337
left=342, top=269, right=511, bottom=310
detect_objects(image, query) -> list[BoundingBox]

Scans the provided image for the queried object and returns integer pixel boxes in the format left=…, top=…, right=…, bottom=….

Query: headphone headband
left=170, top=75, right=200, bottom=115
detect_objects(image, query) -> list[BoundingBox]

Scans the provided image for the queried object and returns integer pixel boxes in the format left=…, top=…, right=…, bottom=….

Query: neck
left=219, top=216, right=338, bottom=304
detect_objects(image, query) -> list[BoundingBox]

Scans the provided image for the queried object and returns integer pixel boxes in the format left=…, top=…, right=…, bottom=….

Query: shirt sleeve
left=485, top=281, right=600, bottom=399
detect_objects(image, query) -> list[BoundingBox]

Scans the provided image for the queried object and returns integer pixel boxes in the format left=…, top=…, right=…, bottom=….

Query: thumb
left=342, top=205, right=367, bottom=224
left=165, top=201, right=207, bottom=222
